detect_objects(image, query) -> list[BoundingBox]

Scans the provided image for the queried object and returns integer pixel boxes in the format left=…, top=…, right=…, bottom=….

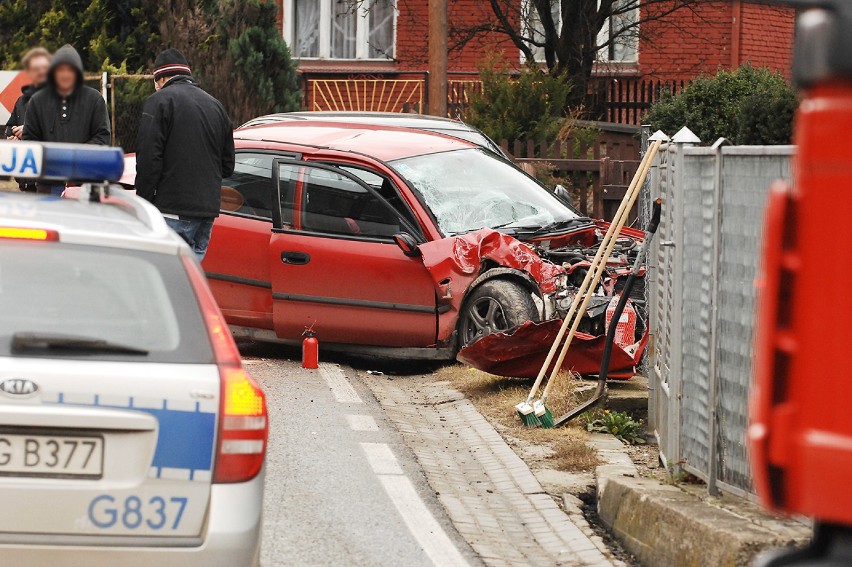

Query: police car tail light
left=0, top=227, right=59, bottom=241
left=216, top=366, right=267, bottom=483
left=182, top=256, right=268, bottom=483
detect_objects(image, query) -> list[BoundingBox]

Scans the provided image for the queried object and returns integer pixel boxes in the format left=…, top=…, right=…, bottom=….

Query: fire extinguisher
left=302, top=327, right=318, bottom=369
left=605, top=295, right=636, bottom=349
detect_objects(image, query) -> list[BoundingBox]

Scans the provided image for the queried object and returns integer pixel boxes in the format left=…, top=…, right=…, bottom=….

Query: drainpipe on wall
left=731, top=0, right=743, bottom=68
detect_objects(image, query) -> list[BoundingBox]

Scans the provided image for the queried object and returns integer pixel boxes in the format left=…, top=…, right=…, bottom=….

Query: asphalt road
left=242, top=343, right=478, bottom=567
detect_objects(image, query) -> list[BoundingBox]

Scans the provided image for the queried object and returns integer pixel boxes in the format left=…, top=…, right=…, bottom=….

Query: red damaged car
left=125, top=122, right=647, bottom=376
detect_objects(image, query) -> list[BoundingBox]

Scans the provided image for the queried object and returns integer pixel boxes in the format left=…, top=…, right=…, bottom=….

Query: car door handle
left=281, top=251, right=311, bottom=265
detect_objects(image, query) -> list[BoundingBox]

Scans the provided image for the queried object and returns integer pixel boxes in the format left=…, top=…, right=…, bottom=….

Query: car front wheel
left=459, top=279, right=540, bottom=347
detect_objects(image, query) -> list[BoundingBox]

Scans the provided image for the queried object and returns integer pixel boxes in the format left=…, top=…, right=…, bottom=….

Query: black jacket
left=22, top=45, right=111, bottom=146
left=4, top=83, right=41, bottom=138
left=135, top=75, right=235, bottom=218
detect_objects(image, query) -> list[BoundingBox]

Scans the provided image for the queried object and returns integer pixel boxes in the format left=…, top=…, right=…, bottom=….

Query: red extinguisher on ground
left=302, top=326, right=319, bottom=369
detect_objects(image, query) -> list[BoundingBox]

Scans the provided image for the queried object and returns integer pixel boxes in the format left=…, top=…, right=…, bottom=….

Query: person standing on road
left=135, top=48, right=235, bottom=262
left=5, top=47, right=51, bottom=141
left=5, top=47, right=51, bottom=193
left=23, top=44, right=111, bottom=148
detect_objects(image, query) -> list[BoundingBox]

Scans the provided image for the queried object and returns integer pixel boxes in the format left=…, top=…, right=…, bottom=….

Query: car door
left=204, top=151, right=291, bottom=331
left=268, top=160, right=438, bottom=347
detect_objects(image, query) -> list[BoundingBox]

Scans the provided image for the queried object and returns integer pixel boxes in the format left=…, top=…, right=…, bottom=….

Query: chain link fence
left=107, top=74, right=154, bottom=152
left=646, top=138, right=794, bottom=496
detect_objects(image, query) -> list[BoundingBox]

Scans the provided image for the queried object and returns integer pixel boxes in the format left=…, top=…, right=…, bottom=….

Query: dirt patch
left=436, top=364, right=599, bottom=473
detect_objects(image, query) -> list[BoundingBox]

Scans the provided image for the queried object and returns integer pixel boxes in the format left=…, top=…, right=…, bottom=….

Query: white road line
left=379, top=475, right=472, bottom=567
left=346, top=414, right=379, bottom=431
left=360, top=442, right=470, bottom=566
left=319, top=363, right=363, bottom=404
left=361, top=442, right=404, bottom=475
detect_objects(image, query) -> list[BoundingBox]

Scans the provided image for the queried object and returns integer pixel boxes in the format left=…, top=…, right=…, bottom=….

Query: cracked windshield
left=391, top=148, right=580, bottom=236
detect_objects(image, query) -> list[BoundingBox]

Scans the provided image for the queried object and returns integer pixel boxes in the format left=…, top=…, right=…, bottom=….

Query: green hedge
left=645, top=65, right=798, bottom=145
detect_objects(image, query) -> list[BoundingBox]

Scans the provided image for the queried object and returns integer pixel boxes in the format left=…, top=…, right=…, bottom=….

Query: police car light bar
left=0, top=141, right=124, bottom=183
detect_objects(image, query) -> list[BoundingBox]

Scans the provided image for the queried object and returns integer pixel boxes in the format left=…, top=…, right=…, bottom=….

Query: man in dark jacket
left=136, top=49, right=235, bottom=261
left=23, top=44, right=111, bottom=151
left=5, top=47, right=51, bottom=141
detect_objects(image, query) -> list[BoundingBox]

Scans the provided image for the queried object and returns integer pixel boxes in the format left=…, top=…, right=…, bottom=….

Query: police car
left=0, top=142, right=267, bottom=566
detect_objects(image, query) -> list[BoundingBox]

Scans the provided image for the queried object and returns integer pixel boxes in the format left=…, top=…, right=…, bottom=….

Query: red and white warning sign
left=0, top=71, right=28, bottom=128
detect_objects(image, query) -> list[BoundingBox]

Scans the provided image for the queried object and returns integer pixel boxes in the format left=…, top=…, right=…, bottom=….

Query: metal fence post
left=670, top=127, right=701, bottom=475
left=707, top=137, right=731, bottom=497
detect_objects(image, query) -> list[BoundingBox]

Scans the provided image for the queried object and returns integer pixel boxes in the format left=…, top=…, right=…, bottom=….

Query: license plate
left=0, top=433, right=103, bottom=478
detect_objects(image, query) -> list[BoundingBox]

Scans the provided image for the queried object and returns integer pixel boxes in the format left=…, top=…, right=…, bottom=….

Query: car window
left=0, top=242, right=214, bottom=363
left=222, top=153, right=275, bottom=220
left=336, top=165, right=420, bottom=232
left=391, top=148, right=580, bottom=236
left=278, top=164, right=403, bottom=240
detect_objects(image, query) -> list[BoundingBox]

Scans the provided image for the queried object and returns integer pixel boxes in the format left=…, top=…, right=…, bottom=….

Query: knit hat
left=152, top=48, right=192, bottom=80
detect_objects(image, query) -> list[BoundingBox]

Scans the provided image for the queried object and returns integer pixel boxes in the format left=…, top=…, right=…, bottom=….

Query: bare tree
left=452, top=0, right=702, bottom=105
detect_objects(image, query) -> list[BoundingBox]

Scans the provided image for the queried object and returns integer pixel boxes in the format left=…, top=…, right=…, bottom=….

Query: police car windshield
left=0, top=242, right=213, bottom=363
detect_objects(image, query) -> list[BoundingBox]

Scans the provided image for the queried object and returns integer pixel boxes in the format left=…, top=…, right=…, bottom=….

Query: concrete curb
left=589, top=434, right=808, bottom=567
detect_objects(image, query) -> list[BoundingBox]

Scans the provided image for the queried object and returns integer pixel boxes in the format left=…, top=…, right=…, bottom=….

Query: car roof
left=0, top=191, right=182, bottom=254
left=234, top=121, right=476, bottom=161
left=244, top=111, right=476, bottom=131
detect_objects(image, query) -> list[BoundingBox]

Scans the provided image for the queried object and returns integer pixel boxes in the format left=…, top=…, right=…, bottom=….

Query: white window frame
left=283, top=0, right=398, bottom=61
left=520, top=0, right=639, bottom=65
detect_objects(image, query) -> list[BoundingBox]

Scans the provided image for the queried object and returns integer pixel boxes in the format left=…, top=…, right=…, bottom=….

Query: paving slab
left=363, top=374, right=620, bottom=567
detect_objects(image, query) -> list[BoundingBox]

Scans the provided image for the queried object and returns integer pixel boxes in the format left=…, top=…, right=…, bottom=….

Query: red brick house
left=274, top=0, right=795, bottom=124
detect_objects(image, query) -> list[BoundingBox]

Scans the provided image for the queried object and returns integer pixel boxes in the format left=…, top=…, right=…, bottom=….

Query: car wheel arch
left=457, top=267, right=545, bottom=332
left=465, top=267, right=543, bottom=305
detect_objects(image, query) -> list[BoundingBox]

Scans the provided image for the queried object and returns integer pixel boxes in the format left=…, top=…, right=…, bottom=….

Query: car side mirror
left=393, top=232, right=421, bottom=257
left=553, top=184, right=574, bottom=208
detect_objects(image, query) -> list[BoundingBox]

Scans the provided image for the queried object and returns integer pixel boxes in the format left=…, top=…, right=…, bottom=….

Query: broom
left=552, top=198, right=664, bottom=427
left=515, top=139, right=661, bottom=427
left=534, top=140, right=661, bottom=428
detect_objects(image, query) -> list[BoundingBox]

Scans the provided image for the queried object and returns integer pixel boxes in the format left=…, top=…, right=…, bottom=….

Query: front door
left=269, top=161, right=437, bottom=347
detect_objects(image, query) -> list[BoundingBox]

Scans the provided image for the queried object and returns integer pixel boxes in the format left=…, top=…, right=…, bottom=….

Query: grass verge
left=436, top=364, right=599, bottom=472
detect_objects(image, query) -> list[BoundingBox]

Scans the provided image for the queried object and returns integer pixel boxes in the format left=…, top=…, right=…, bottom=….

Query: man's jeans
left=165, top=216, right=215, bottom=262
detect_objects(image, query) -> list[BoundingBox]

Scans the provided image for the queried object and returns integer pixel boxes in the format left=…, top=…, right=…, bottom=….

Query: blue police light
left=0, top=141, right=124, bottom=182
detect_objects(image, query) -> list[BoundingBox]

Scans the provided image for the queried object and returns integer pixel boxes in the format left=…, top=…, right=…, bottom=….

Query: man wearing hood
left=23, top=44, right=111, bottom=149
left=136, top=48, right=234, bottom=261
left=5, top=47, right=51, bottom=141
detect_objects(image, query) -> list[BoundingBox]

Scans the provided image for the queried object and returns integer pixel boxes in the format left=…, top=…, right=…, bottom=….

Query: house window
left=522, top=0, right=638, bottom=64
left=285, top=0, right=397, bottom=60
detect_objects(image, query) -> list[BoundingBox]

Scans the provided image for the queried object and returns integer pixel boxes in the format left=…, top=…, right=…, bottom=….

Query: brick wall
left=396, top=0, right=515, bottom=73
left=737, top=3, right=795, bottom=78
left=638, top=1, right=794, bottom=81
left=639, top=1, right=734, bottom=82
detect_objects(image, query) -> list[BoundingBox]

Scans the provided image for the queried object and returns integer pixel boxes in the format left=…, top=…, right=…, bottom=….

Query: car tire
left=459, top=279, right=540, bottom=347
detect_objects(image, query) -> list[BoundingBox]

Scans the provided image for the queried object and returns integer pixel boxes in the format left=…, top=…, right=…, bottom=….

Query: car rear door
left=205, top=151, right=290, bottom=330
left=268, top=160, right=438, bottom=347
left=0, top=242, right=220, bottom=542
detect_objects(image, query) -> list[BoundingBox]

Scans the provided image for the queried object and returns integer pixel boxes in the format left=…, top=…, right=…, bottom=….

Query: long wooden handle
left=539, top=140, right=661, bottom=400
left=522, top=140, right=661, bottom=402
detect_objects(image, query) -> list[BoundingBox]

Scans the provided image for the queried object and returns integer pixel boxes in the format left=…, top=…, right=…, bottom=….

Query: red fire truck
left=751, top=1, right=852, bottom=564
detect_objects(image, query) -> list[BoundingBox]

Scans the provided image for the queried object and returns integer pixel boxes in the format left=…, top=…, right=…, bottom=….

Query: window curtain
left=331, top=0, right=357, bottom=59
left=368, top=0, right=395, bottom=59
left=295, top=0, right=320, bottom=57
